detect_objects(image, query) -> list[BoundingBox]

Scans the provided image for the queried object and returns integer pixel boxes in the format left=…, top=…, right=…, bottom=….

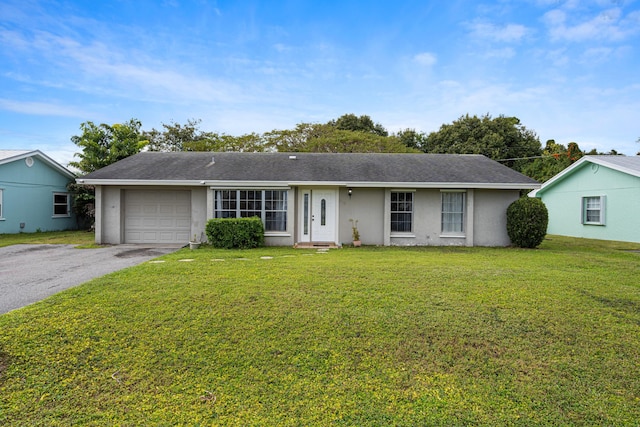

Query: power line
left=496, top=155, right=546, bottom=162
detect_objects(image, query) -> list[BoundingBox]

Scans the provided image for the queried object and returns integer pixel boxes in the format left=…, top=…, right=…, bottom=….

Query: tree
left=185, top=132, right=266, bottom=152
left=395, top=128, right=428, bottom=151
left=264, top=121, right=418, bottom=153
left=329, top=114, right=389, bottom=137
left=423, top=114, right=542, bottom=171
left=521, top=140, right=584, bottom=182
left=144, top=119, right=211, bottom=152
left=263, top=123, right=335, bottom=152
left=69, top=118, right=146, bottom=227
left=69, top=118, right=146, bottom=174
left=141, top=114, right=401, bottom=154
left=300, top=129, right=418, bottom=153
left=66, top=181, right=95, bottom=229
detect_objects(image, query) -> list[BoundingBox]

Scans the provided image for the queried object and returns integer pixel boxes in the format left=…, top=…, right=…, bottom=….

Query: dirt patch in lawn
left=115, top=248, right=169, bottom=258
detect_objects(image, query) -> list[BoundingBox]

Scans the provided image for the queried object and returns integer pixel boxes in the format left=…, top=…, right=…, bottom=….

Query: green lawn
left=1, top=236, right=639, bottom=425
left=0, top=230, right=95, bottom=248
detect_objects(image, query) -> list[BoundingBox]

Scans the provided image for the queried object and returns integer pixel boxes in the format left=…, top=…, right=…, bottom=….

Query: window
left=215, top=190, right=237, bottom=218
left=215, top=190, right=288, bottom=232
left=441, top=191, right=465, bottom=234
left=53, top=193, right=70, bottom=217
left=239, top=190, right=262, bottom=218
left=320, top=199, right=326, bottom=226
left=582, top=196, right=605, bottom=225
left=0, top=189, right=3, bottom=219
left=303, top=193, right=309, bottom=236
left=264, top=190, right=287, bottom=232
left=391, top=191, right=413, bottom=233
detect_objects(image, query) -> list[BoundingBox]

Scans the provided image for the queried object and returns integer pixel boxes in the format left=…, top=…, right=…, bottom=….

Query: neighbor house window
left=391, top=191, right=413, bottom=233
left=0, top=189, right=4, bottom=219
left=582, top=196, right=605, bottom=225
left=441, top=191, right=465, bottom=234
left=214, top=190, right=287, bottom=232
left=53, top=192, right=70, bottom=217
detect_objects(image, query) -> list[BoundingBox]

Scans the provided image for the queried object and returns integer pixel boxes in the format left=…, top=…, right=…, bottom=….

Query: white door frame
left=299, top=188, right=338, bottom=243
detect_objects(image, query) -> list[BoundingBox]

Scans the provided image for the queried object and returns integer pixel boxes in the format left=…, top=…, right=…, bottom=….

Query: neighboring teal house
left=0, top=150, right=77, bottom=234
left=530, top=155, right=640, bottom=243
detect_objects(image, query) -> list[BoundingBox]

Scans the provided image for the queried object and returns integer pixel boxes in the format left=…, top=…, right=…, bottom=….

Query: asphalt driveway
left=0, top=244, right=181, bottom=314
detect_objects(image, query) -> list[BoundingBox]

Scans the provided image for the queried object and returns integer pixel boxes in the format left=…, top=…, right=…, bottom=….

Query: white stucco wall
left=337, top=187, right=518, bottom=247
left=338, top=187, right=385, bottom=245
left=473, top=189, right=520, bottom=246
left=190, top=187, right=208, bottom=242
left=96, top=186, right=123, bottom=244
left=94, top=185, right=519, bottom=247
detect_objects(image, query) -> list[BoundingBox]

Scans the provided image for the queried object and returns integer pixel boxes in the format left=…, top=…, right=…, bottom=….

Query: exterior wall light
left=348, top=188, right=353, bottom=198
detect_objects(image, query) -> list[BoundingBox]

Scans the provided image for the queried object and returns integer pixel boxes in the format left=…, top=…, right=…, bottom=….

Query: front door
left=299, top=189, right=337, bottom=243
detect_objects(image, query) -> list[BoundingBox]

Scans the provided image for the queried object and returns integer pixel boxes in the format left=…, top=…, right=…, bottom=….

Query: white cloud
left=273, top=43, right=291, bottom=52
left=4, top=30, right=245, bottom=105
left=468, top=22, right=530, bottom=43
left=544, top=47, right=571, bottom=67
left=544, top=7, right=640, bottom=42
left=578, top=46, right=627, bottom=64
left=0, top=98, right=90, bottom=118
left=413, top=52, right=437, bottom=67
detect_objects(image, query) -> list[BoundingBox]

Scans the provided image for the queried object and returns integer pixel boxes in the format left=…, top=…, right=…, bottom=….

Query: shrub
left=506, top=197, right=548, bottom=248
left=206, top=217, right=265, bottom=249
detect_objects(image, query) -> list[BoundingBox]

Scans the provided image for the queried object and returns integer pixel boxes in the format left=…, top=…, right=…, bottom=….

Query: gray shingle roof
left=81, top=152, right=539, bottom=187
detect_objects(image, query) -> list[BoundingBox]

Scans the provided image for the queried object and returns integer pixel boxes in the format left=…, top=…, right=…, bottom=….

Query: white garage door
left=124, top=190, right=191, bottom=244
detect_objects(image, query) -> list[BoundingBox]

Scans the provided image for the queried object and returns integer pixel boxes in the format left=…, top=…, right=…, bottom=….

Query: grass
left=0, top=230, right=96, bottom=248
left=1, top=236, right=639, bottom=425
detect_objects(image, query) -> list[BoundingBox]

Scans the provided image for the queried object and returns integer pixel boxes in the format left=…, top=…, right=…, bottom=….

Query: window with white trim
left=264, top=190, right=287, bottom=232
left=582, top=196, right=605, bottom=225
left=53, top=192, right=70, bottom=217
left=441, top=191, right=465, bottom=234
left=0, top=189, right=3, bottom=219
left=214, top=190, right=288, bottom=232
left=391, top=191, right=413, bottom=233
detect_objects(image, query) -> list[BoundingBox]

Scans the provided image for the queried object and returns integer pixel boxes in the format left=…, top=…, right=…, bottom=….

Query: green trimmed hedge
left=506, top=197, right=548, bottom=248
left=205, top=217, right=265, bottom=249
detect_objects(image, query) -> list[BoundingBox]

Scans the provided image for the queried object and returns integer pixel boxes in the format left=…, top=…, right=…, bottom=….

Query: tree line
left=70, top=113, right=630, bottom=181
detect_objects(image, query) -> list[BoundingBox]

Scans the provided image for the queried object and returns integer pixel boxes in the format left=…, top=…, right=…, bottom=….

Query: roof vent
left=211, top=156, right=215, bottom=164
left=289, top=155, right=297, bottom=160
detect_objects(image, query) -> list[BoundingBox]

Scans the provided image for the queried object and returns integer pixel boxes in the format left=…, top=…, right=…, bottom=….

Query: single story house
left=79, top=152, right=540, bottom=247
left=530, top=155, right=640, bottom=243
left=0, top=150, right=77, bottom=234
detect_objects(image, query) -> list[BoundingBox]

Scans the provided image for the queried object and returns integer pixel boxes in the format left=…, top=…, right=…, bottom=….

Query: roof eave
left=78, top=179, right=209, bottom=186
left=342, top=181, right=539, bottom=190
left=80, top=178, right=539, bottom=190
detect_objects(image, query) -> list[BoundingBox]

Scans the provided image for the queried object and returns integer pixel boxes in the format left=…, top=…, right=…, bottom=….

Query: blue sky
left=1, top=0, right=639, bottom=166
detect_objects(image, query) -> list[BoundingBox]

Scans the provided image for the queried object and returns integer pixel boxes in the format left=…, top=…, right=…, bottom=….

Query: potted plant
left=350, top=219, right=361, bottom=247
left=189, top=234, right=201, bottom=250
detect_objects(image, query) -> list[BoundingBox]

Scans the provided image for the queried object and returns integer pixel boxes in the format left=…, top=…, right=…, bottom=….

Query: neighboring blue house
left=0, top=150, right=77, bottom=234
left=530, top=155, right=640, bottom=243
